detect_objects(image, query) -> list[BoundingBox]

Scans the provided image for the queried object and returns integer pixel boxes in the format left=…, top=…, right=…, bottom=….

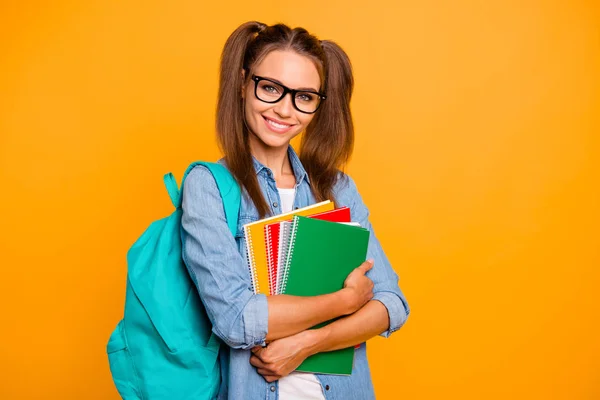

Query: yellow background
left=1, top=1, right=599, bottom=399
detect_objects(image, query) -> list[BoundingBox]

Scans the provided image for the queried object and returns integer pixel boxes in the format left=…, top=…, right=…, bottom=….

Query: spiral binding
left=280, top=217, right=300, bottom=295
left=276, top=222, right=290, bottom=295
left=265, top=225, right=275, bottom=295
left=244, top=226, right=260, bottom=294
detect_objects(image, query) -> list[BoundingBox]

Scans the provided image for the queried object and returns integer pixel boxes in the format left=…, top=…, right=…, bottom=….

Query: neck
left=248, top=135, right=294, bottom=177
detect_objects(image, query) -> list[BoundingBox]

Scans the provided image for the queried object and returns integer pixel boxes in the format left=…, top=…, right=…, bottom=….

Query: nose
left=273, top=92, right=294, bottom=118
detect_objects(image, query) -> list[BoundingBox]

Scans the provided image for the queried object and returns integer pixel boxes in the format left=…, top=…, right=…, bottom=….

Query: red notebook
left=309, top=206, right=351, bottom=223
left=264, top=222, right=281, bottom=295
left=264, top=207, right=352, bottom=295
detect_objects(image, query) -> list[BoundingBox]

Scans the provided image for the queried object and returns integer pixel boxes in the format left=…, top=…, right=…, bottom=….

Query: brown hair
left=216, top=21, right=354, bottom=218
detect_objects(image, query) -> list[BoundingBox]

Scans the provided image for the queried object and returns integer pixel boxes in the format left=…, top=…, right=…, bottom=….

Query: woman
left=181, top=21, right=410, bottom=400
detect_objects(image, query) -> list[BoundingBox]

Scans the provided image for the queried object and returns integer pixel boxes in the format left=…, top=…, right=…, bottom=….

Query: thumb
left=358, top=259, right=374, bottom=273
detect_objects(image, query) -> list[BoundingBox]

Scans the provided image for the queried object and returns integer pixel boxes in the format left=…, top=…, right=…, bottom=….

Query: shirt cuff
left=241, top=293, right=269, bottom=349
left=372, top=291, right=409, bottom=338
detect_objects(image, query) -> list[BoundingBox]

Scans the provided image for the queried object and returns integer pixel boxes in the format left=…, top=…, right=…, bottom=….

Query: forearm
left=266, top=289, right=356, bottom=341
left=307, top=300, right=389, bottom=353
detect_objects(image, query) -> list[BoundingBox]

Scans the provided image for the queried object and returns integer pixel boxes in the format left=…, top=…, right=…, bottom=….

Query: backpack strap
left=163, top=161, right=241, bottom=236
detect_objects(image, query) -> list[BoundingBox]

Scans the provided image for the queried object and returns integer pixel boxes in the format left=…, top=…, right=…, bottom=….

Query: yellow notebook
left=243, top=200, right=334, bottom=294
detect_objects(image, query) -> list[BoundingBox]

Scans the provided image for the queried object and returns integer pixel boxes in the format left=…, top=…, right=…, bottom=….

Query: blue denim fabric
left=181, top=146, right=410, bottom=400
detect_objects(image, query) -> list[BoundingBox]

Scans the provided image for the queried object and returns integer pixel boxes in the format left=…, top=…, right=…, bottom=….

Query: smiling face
left=243, top=50, right=322, bottom=153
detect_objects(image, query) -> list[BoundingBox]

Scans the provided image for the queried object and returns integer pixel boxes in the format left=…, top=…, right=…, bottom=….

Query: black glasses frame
left=251, top=75, right=327, bottom=114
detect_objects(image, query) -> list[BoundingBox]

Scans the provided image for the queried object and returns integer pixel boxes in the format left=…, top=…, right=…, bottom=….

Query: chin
left=252, top=128, right=298, bottom=150
left=259, top=134, right=293, bottom=149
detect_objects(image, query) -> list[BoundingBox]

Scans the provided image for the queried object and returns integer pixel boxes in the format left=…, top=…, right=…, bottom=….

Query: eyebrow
left=262, top=75, right=320, bottom=93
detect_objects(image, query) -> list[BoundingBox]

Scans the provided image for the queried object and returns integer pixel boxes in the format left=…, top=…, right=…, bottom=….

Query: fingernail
left=367, top=258, right=374, bottom=264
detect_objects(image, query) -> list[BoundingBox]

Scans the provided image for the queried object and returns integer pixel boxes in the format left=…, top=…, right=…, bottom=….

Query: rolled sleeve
left=240, top=293, right=269, bottom=347
left=181, top=165, right=268, bottom=349
left=372, top=290, right=410, bottom=338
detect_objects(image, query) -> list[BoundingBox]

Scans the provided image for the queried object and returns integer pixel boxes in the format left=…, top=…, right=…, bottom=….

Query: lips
left=263, top=116, right=295, bottom=134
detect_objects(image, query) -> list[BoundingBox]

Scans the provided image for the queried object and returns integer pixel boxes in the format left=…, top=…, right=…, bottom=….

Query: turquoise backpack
left=107, top=162, right=240, bottom=400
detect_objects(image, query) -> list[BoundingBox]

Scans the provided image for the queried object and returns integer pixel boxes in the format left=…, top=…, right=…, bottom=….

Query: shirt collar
left=251, top=145, right=310, bottom=185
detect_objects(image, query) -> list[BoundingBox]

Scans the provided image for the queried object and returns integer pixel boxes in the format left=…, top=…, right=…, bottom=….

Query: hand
left=250, top=330, right=318, bottom=382
left=341, top=259, right=374, bottom=313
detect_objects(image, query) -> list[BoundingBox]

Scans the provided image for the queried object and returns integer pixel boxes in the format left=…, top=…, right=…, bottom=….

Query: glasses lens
left=256, top=80, right=284, bottom=102
left=294, top=92, right=321, bottom=113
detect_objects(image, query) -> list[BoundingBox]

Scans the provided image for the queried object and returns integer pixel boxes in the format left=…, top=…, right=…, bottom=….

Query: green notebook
left=282, top=215, right=370, bottom=375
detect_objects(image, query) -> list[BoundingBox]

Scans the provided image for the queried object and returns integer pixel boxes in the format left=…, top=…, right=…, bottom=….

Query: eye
left=260, top=83, right=281, bottom=94
left=296, top=92, right=316, bottom=102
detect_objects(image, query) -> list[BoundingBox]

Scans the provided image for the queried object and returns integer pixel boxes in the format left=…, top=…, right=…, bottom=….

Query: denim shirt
left=181, top=146, right=410, bottom=400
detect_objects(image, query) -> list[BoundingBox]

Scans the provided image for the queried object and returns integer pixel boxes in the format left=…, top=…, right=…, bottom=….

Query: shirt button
left=273, top=202, right=279, bottom=208
left=325, top=385, right=330, bottom=391
left=270, top=385, right=276, bottom=392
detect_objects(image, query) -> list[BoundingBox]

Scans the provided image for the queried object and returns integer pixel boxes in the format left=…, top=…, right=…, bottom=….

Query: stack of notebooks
left=243, top=200, right=370, bottom=375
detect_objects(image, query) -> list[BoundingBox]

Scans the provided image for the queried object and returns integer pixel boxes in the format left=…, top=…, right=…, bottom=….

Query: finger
left=250, top=355, right=267, bottom=369
left=264, top=375, right=281, bottom=383
left=257, top=368, right=278, bottom=376
left=252, top=346, right=264, bottom=355
left=358, top=259, right=374, bottom=273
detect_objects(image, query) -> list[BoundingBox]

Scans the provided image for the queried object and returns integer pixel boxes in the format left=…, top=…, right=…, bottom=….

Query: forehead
left=253, top=50, right=321, bottom=90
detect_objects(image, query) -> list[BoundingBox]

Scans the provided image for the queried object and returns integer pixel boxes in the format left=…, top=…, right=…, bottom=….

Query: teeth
left=267, top=119, right=290, bottom=129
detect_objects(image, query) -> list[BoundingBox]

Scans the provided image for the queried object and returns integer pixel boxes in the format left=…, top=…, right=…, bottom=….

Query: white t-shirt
left=276, top=187, right=326, bottom=400
left=277, top=187, right=296, bottom=215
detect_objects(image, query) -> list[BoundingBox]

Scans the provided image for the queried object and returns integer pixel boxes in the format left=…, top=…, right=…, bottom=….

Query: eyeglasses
left=251, top=75, right=326, bottom=114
